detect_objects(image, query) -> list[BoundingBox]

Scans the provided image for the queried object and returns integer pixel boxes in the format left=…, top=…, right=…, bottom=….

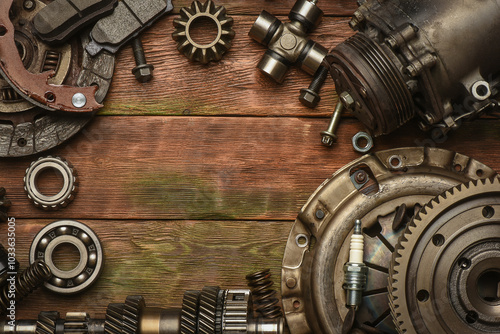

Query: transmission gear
left=36, top=312, right=58, bottom=334
left=172, top=1, right=235, bottom=64
left=389, top=177, right=500, bottom=334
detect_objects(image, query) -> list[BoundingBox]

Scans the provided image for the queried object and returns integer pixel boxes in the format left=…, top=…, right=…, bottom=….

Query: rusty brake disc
left=281, top=147, right=496, bottom=334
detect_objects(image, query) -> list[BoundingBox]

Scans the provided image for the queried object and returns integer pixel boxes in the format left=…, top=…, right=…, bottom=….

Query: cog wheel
left=104, top=303, right=125, bottom=334
left=389, top=177, right=500, bottom=334
left=172, top=0, right=235, bottom=64
left=36, top=311, right=59, bottom=334
left=0, top=187, right=11, bottom=222
left=122, top=296, right=146, bottom=334
left=198, top=286, right=219, bottom=334
left=64, top=312, right=90, bottom=334
left=181, top=290, right=201, bottom=334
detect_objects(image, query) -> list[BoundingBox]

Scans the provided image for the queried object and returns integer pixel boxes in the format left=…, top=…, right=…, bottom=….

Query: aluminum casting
left=281, top=147, right=496, bottom=333
left=249, top=0, right=327, bottom=83
left=172, top=1, right=235, bottom=64
left=327, top=0, right=500, bottom=136
left=389, top=177, right=500, bottom=333
left=29, top=220, right=103, bottom=295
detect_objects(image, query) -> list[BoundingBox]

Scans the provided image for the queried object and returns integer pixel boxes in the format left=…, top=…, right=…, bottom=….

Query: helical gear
left=389, top=177, right=500, bottom=334
left=172, top=0, right=235, bottom=64
left=36, top=312, right=59, bottom=334
left=181, top=290, right=201, bottom=334
left=104, top=303, right=125, bottom=334
left=198, top=287, right=218, bottom=334
left=123, top=296, right=146, bottom=334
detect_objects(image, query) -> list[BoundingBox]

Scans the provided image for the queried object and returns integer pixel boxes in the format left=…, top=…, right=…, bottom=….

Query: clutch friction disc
left=281, top=147, right=496, bottom=334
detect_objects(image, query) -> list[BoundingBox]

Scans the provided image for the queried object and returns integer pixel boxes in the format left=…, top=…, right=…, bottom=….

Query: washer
left=24, top=156, right=77, bottom=210
left=352, top=131, right=374, bottom=153
left=30, top=220, right=103, bottom=294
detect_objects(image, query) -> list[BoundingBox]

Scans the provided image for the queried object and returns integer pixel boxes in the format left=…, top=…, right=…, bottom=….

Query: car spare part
left=246, top=269, right=283, bottom=319
left=86, top=0, right=173, bottom=56
left=352, top=131, right=373, bottom=154
left=24, top=156, right=77, bottom=210
left=299, top=65, right=329, bottom=108
left=131, top=37, right=154, bottom=82
left=33, top=0, right=118, bottom=44
left=249, top=0, right=327, bottom=83
left=327, top=0, right=500, bottom=137
left=281, top=147, right=496, bottom=334
left=30, top=220, right=103, bottom=295
left=389, top=177, right=500, bottom=334
left=0, top=0, right=115, bottom=158
left=0, top=0, right=102, bottom=113
left=1, top=289, right=285, bottom=334
left=172, top=0, right=235, bottom=64
left=0, top=188, right=11, bottom=223
left=0, top=260, right=51, bottom=315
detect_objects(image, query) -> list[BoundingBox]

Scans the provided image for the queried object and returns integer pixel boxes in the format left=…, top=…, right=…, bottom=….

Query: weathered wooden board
left=101, top=16, right=353, bottom=117
left=11, top=219, right=292, bottom=319
left=170, top=0, right=357, bottom=16
left=1, top=117, right=499, bottom=222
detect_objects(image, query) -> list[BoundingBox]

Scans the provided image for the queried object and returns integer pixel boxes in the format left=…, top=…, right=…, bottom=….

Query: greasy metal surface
left=86, top=0, right=173, bottom=56
left=29, top=220, right=103, bottom=295
left=33, top=0, right=118, bottom=44
left=389, top=178, right=500, bottom=334
left=328, top=0, right=500, bottom=136
left=172, top=0, right=235, bottom=64
left=24, top=156, right=77, bottom=210
left=281, top=147, right=496, bottom=334
left=0, top=1, right=115, bottom=158
left=0, top=0, right=101, bottom=113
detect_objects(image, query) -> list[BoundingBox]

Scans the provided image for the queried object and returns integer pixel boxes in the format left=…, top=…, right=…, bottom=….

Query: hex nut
left=340, top=91, right=355, bottom=109
left=300, top=88, right=321, bottom=108
left=132, top=64, right=154, bottom=83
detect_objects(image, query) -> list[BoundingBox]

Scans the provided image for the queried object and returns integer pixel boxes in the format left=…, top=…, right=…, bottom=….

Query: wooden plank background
left=1, top=0, right=500, bottom=329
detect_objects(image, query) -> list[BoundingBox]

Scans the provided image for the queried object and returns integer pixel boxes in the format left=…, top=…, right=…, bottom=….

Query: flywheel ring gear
left=172, top=0, right=235, bottom=64
left=281, top=147, right=496, bottom=334
left=389, top=177, right=500, bottom=334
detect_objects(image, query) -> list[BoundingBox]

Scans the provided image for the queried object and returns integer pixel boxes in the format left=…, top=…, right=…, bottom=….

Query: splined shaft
left=0, top=287, right=284, bottom=334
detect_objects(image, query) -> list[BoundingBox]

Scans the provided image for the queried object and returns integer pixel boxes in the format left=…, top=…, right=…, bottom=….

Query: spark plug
left=343, top=219, right=368, bottom=309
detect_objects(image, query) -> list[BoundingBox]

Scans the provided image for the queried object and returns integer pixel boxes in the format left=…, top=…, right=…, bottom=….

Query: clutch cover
left=281, top=147, right=496, bottom=333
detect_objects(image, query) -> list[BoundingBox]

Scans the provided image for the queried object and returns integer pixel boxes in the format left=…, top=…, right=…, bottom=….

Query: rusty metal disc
left=281, top=147, right=496, bottom=334
left=389, top=177, right=500, bottom=334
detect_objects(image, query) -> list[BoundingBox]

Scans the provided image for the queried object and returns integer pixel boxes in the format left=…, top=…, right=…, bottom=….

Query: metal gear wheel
left=105, top=303, right=125, bottom=334
left=36, top=311, right=59, bottom=334
left=389, top=177, right=500, bottom=334
left=172, top=0, right=235, bottom=64
left=281, top=147, right=497, bottom=334
left=123, top=296, right=146, bottom=334
left=198, top=286, right=218, bottom=334
left=181, top=290, right=201, bottom=334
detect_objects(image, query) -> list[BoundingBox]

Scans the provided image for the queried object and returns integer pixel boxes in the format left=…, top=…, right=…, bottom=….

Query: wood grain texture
left=170, top=0, right=357, bottom=16
left=11, top=219, right=291, bottom=319
left=101, top=16, right=353, bottom=117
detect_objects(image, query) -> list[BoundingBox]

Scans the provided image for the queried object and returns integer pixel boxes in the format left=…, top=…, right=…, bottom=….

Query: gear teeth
left=105, top=303, right=125, bottom=334
left=181, top=290, right=201, bottom=334
left=64, top=312, right=89, bottom=334
left=198, top=286, right=219, bottom=334
left=172, top=0, right=235, bottom=64
left=122, top=296, right=145, bottom=334
left=36, top=311, right=59, bottom=334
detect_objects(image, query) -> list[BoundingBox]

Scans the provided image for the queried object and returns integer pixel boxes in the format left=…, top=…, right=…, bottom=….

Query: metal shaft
left=309, top=65, right=328, bottom=91
left=320, top=101, right=344, bottom=146
left=131, top=38, right=147, bottom=66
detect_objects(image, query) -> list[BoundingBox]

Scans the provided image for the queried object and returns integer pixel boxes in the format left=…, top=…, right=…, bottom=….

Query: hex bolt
left=320, top=100, right=344, bottom=146
left=299, top=65, right=329, bottom=108
left=131, top=37, right=154, bottom=83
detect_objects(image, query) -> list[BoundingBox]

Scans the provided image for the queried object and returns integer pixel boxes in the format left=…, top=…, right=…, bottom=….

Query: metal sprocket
left=389, top=177, right=500, bottom=334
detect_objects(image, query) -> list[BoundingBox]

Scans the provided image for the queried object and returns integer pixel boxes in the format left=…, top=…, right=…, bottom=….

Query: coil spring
left=246, top=269, right=283, bottom=319
left=0, top=260, right=52, bottom=314
left=42, top=50, right=61, bottom=72
left=1, top=87, right=23, bottom=102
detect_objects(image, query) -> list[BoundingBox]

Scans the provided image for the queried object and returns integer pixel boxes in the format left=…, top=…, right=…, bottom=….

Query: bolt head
left=300, top=89, right=321, bottom=108
left=132, top=64, right=154, bottom=83
left=340, top=91, right=355, bottom=109
left=320, top=131, right=337, bottom=146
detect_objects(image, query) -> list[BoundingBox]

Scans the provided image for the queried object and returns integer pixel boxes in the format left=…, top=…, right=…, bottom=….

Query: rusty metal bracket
left=0, top=0, right=101, bottom=113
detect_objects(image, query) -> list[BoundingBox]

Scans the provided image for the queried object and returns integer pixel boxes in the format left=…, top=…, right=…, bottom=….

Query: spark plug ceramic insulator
left=343, top=219, right=368, bottom=309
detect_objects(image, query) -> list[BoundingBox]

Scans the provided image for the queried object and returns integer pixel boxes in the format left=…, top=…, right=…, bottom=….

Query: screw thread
left=131, top=38, right=147, bottom=66
left=309, top=66, right=329, bottom=92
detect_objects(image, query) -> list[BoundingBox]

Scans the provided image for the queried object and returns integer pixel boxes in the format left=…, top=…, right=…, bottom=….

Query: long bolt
left=299, top=66, right=329, bottom=108
left=131, top=37, right=154, bottom=83
left=320, top=100, right=344, bottom=146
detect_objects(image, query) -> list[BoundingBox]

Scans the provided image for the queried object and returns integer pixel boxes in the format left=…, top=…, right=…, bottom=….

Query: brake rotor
left=389, top=177, right=500, bottom=334
left=0, top=0, right=115, bottom=157
left=281, top=147, right=496, bottom=334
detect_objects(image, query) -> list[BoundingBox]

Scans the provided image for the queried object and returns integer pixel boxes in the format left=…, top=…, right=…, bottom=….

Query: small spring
left=0, top=260, right=52, bottom=314
left=246, top=269, right=283, bottom=319
left=1, top=86, right=23, bottom=102
left=42, top=50, right=61, bottom=72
